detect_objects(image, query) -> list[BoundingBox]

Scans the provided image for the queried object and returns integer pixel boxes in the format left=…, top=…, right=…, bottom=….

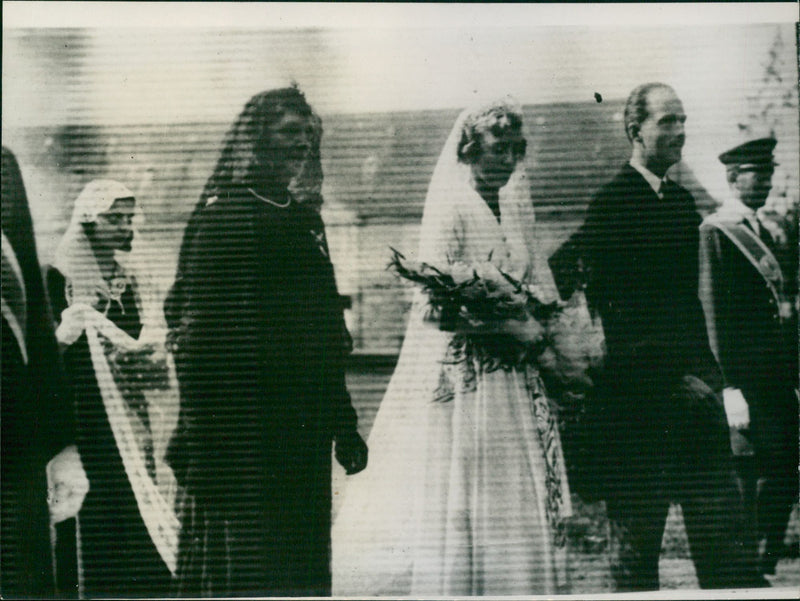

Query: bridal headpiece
left=458, top=96, right=525, bottom=163
left=73, top=179, right=136, bottom=224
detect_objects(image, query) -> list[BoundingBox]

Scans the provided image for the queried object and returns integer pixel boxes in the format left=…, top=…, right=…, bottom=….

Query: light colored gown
left=332, top=106, right=572, bottom=596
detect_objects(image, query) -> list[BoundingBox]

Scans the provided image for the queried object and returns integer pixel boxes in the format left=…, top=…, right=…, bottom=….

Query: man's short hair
left=623, top=82, right=675, bottom=142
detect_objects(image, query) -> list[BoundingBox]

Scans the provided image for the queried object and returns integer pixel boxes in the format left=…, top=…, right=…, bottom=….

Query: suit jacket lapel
left=621, top=163, right=658, bottom=200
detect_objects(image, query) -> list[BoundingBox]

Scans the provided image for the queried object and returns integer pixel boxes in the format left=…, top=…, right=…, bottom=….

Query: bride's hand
left=503, top=314, right=545, bottom=346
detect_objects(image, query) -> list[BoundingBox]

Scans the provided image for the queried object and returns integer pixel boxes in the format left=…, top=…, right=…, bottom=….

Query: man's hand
left=334, top=431, right=368, bottom=475
left=723, top=387, right=750, bottom=429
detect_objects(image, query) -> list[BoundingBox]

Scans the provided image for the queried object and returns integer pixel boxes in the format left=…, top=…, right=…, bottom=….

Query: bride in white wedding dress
left=332, top=97, right=572, bottom=596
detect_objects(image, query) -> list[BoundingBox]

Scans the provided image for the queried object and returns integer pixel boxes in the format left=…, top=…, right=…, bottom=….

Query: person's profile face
left=735, top=167, right=774, bottom=211
left=93, top=196, right=136, bottom=252
left=470, top=124, right=526, bottom=192
left=637, top=87, right=686, bottom=172
left=255, top=110, right=314, bottom=188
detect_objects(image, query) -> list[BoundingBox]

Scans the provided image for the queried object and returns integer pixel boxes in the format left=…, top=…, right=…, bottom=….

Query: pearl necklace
left=248, top=187, right=291, bottom=208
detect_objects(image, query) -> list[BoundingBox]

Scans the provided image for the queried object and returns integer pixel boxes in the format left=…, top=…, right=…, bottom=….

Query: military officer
left=699, top=134, right=799, bottom=576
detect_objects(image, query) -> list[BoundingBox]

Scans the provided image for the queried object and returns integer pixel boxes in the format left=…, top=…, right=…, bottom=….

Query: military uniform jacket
left=699, top=211, right=797, bottom=400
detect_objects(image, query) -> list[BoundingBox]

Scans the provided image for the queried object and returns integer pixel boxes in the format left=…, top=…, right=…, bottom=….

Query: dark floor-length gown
left=47, top=267, right=172, bottom=597
left=167, top=188, right=359, bottom=597
left=1, top=147, right=74, bottom=598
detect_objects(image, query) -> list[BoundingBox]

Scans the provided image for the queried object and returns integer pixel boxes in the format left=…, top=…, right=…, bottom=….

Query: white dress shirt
left=629, top=158, right=668, bottom=198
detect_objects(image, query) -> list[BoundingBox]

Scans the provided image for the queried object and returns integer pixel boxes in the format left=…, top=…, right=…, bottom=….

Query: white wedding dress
left=332, top=104, right=572, bottom=596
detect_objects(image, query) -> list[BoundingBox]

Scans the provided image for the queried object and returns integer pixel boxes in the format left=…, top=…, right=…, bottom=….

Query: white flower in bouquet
left=389, top=249, right=563, bottom=368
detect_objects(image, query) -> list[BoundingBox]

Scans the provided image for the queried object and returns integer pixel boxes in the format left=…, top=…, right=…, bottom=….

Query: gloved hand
left=47, top=445, right=90, bottom=524
left=723, top=387, right=750, bottom=429
left=55, top=303, right=93, bottom=346
left=334, top=431, right=368, bottom=475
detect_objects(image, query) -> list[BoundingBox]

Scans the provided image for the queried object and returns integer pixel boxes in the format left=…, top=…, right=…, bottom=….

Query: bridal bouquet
left=389, top=248, right=562, bottom=366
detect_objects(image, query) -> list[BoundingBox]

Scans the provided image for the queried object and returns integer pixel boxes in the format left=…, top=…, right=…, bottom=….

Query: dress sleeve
left=3, top=149, right=74, bottom=460
left=167, top=205, right=266, bottom=484
left=41, top=268, right=77, bottom=454
left=307, top=216, right=361, bottom=438
left=326, top=311, right=360, bottom=437
left=174, top=206, right=259, bottom=396
left=328, top=360, right=360, bottom=438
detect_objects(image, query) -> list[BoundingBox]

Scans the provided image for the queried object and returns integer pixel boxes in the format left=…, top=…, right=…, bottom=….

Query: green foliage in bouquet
left=389, top=247, right=565, bottom=373
left=389, top=247, right=606, bottom=405
left=389, top=248, right=561, bottom=330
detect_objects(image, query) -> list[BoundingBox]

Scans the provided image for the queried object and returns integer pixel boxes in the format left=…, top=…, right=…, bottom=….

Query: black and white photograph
left=2, top=2, right=798, bottom=598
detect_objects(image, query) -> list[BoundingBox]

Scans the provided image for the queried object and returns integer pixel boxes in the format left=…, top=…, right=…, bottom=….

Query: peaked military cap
left=718, top=136, right=778, bottom=169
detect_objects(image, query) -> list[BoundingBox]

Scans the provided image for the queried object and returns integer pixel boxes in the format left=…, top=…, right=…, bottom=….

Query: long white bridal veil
left=331, top=98, right=558, bottom=596
left=331, top=105, right=474, bottom=597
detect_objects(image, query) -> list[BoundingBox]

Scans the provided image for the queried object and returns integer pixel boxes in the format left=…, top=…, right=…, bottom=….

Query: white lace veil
left=52, top=179, right=167, bottom=337
left=332, top=98, right=558, bottom=595
left=51, top=179, right=180, bottom=573
left=52, top=179, right=139, bottom=307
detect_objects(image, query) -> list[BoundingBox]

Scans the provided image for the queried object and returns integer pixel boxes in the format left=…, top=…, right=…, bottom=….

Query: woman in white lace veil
left=48, top=179, right=179, bottom=596
left=332, top=98, right=571, bottom=596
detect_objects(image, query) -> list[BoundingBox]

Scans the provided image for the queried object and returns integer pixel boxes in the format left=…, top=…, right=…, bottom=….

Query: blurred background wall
left=3, top=20, right=798, bottom=356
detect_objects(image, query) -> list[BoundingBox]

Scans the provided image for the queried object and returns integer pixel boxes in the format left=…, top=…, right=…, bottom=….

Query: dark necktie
left=756, top=217, right=776, bottom=250
left=658, top=178, right=680, bottom=201
left=743, top=215, right=776, bottom=250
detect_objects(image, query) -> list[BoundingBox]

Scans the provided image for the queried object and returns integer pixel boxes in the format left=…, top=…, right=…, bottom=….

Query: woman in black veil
left=164, top=93, right=324, bottom=336
left=165, top=86, right=367, bottom=597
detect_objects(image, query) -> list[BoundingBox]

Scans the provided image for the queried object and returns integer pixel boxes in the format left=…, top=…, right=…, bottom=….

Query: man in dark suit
left=549, top=83, right=766, bottom=591
left=1, top=147, right=83, bottom=597
left=699, top=135, right=798, bottom=577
